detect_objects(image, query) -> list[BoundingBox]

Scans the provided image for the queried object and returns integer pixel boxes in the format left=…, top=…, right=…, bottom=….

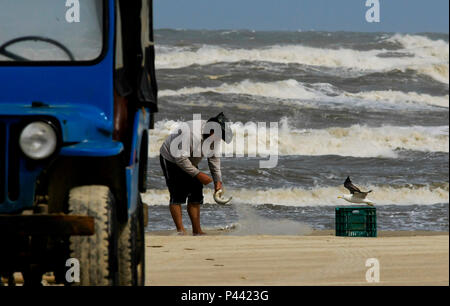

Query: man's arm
left=174, top=156, right=213, bottom=185
left=173, top=156, right=200, bottom=178
left=208, top=156, right=222, bottom=191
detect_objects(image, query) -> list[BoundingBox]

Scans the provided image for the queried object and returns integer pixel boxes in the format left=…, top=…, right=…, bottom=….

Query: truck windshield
left=0, top=0, right=104, bottom=63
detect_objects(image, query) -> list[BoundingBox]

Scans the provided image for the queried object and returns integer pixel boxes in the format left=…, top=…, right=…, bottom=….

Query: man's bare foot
left=177, top=230, right=188, bottom=236
left=193, top=231, right=207, bottom=236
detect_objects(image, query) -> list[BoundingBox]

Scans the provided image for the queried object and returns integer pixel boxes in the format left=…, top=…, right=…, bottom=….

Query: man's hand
left=196, top=172, right=213, bottom=185
left=214, top=181, right=223, bottom=192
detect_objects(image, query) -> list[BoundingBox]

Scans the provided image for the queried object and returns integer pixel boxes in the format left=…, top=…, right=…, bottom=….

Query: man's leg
left=160, top=155, right=188, bottom=235
left=169, top=204, right=187, bottom=234
left=187, top=203, right=205, bottom=235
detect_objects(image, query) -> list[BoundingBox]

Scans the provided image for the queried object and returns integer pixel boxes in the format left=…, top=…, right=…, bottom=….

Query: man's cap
left=206, top=112, right=233, bottom=144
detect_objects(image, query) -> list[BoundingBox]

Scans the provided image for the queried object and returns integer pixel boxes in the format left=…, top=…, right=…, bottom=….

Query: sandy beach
left=146, top=231, right=449, bottom=286
left=145, top=29, right=449, bottom=287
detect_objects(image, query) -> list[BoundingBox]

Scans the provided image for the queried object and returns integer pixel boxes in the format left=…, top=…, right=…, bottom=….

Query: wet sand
left=145, top=231, right=449, bottom=286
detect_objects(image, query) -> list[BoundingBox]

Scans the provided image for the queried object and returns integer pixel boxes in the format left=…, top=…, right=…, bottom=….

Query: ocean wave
left=142, top=184, right=449, bottom=206
left=387, top=34, right=449, bottom=84
left=149, top=119, right=449, bottom=158
left=415, top=63, right=449, bottom=85
left=345, top=89, right=449, bottom=108
left=156, top=34, right=448, bottom=83
left=387, top=34, right=449, bottom=61
left=159, top=79, right=449, bottom=108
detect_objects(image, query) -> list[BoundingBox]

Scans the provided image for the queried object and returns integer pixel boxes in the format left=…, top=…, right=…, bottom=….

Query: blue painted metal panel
left=0, top=104, right=112, bottom=143
left=60, top=141, right=123, bottom=157
left=126, top=108, right=150, bottom=215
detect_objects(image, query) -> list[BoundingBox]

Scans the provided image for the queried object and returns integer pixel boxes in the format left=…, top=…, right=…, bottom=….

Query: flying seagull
left=338, top=176, right=375, bottom=206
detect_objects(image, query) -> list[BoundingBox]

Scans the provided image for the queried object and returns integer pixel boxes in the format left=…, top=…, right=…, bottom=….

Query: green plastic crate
left=335, top=206, right=377, bottom=237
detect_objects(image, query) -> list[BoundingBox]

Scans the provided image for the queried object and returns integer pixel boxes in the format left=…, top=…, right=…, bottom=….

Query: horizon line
left=154, top=27, right=450, bottom=35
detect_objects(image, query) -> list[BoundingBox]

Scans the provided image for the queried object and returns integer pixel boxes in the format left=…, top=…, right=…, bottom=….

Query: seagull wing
left=344, top=176, right=361, bottom=194
left=352, top=191, right=369, bottom=199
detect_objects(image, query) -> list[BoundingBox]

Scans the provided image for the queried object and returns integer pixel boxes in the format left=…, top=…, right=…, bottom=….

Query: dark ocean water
left=144, top=30, right=449, bottom=233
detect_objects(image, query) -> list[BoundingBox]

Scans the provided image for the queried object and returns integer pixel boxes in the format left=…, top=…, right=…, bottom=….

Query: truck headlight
left=19, top=121, right=57, bottom=160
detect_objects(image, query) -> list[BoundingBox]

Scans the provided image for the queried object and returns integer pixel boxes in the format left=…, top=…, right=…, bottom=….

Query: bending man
left=159, top=113, right=232, bottom=235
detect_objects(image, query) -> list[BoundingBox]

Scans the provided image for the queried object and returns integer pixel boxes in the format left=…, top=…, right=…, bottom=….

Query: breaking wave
left=149, top=119, right=449, bottom=158
left=159, top=79, right=449, bottom=108
left=142, top=184, right=449, bottom=206
left=156, top=34, right=449, bottom=84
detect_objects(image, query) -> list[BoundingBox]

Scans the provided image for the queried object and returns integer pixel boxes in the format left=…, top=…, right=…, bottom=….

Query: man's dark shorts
left=160, top=155, right=204, bottom=205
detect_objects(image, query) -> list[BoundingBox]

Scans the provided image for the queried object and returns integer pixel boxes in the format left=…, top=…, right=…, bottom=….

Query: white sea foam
left=156, top=34, right=449, bottom=84
left=155, top=44, right=423, bottom=70
left=159, top=79, right=449, bottom=108
left=387, top=34, right=449, bottom=84
left=387, top=34, right=449, bottom=62
left=159, top=79, right=319, bottom=100
left=142, top=184, right=449, bottom=206
left=345, top=90, right=449, bottom=108
left=149, top=119, right=449, bottom=158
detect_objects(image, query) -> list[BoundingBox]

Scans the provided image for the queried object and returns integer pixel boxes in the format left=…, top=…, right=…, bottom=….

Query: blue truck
left=0, top=0, right=158, bottom=286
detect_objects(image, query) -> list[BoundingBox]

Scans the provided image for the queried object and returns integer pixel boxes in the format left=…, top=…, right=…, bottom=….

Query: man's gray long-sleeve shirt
left=160, top=120, right=222, bottom=182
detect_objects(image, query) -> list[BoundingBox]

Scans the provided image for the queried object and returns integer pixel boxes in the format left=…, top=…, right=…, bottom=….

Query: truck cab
left=0, top=0, right=157, bottom=286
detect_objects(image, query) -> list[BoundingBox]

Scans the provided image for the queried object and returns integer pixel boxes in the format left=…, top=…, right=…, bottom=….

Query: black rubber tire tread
left=68, top=186, right=115, bottom=286
left=118, top=197, right=145, bottom=286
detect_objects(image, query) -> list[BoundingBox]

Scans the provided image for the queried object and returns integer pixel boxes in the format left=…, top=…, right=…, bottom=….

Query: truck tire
left=68, top=186, right=118, bottom=286
left=118, top=197, right=145, bottom=286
